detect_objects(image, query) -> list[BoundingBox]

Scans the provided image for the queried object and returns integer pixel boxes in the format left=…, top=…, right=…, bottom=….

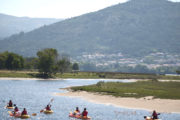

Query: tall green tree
left=0, top=52, right=7, bottom=69
left=0, top=51, right=24, bottom=70
left=72, top=63, right=79, bottom=71
left=37, top=48, right=58, bottom=76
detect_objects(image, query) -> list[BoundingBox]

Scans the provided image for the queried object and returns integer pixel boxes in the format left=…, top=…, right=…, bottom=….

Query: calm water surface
left=0, top=79, right=180, bottom=120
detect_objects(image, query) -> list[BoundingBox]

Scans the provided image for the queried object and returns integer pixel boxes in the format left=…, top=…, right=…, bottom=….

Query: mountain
left=0, top=0, right=180, bottom=57
left=0, top=13, right=62, bottom=39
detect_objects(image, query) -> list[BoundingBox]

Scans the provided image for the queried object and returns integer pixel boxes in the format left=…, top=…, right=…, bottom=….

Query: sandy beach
left=55, top=90, right=180, bottom=113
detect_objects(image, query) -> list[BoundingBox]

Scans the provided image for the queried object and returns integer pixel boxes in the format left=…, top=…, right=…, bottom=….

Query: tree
left=176, top=70, right=180, bottom=74
left=72, top=63, right=79, bottom=71
left=0, top=52, right=7, bottom=69
left=0, top=51, right=24, bottom=70
left=24, top=57, right=38, bottom=69
left=80, top=63, right=97, bottom=71
left=57, top=58, right=71, bottom=74
left=133, top=64, right=150, bottom=73
left=37, top=48, right=58, bottom=77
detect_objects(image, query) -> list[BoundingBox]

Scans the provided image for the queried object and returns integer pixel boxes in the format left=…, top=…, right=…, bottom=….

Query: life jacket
left=21, top=110, right=27, bottom=115
left=8, top=101, right=13, bottom=107
left=152, top=112, right=158, bottom=119
left=46, top=106, right=51, bottom=111
left=14, top=107, right=19, bottom=112
left=82, top=110, right=88, bottom=116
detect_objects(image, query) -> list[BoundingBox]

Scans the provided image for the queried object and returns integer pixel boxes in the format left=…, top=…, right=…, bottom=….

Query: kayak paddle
left=40, top=98, right=54, bottom=113
left=32, top=113, right=37, bottom=116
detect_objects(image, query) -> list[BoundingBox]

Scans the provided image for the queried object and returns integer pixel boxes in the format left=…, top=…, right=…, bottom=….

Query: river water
left=0, top=79, right=180, bottom=120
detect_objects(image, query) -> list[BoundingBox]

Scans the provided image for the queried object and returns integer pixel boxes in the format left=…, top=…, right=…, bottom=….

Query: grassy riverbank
left=0, top=70, right=180, bottom=80
left=0, top=70, right=35, bottom=78
left=71, top=81, right=180, bottom=99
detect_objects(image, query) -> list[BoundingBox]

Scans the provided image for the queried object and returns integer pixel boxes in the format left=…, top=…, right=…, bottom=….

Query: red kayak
left=144, top=116, right=161, bottom=120
left=8, top=111, right=30, bottom=119
left=69, top=112, right=91, bottom=120
left=8, top=111, right=21, bottom=118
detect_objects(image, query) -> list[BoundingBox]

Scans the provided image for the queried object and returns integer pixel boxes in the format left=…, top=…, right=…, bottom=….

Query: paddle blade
left=40, top=110, right=44, bottom=113
left=50, top=98, right=54, bottom=102
left=32, top=113, right=37, bottom=116
left=8, top=111, right=13, bottom=115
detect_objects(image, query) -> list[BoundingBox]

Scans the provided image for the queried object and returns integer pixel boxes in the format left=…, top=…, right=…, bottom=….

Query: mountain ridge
left=0, top=13, right=62, bottom=39
left=0, top=0, right=180, bottom=57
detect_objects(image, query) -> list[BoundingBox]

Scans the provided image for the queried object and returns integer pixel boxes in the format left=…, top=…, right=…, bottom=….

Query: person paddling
left=14, top=106, right=19, bottom=112
left=13, top=106, right=19, bottom=115
left=8, top=100, right=13, bottom=107
left=73, top=107, right=80, bottom=115
left=82, top=108, right=88, bottom=117
left=40, top=99, right=54, bottom=113
left=46, top=104, right=51, bottom=111
left=152, top=110, right=160, bottom=119
left=21, top=108, right=28, bottom=115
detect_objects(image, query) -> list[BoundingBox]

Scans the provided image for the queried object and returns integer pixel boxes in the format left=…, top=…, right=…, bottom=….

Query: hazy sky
left=0, top=0, right=179, bottom=18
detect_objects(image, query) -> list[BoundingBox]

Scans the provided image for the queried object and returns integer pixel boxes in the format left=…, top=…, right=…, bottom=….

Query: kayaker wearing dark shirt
left=14, top=106, right=19, bottom=112
left=21, top=108, right=28, bottom=115
left=46, top=105, right=51, bottom=111
left=13, top=106, right=19, bottom=115
left=152, top=110, right=160, bottom=119
left=82, top=108, right=88, bottom=117
left=8, top=100, right=13, bottom=107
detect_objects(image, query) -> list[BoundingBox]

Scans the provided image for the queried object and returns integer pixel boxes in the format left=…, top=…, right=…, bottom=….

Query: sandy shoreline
left=55, top=91, right=180, bottom=113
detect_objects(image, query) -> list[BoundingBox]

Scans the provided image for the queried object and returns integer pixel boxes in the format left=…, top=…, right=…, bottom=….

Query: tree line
left=0, top=48, right=179, bottom=75
left=0, top=48, right=79, bottom=77
left=80, top=63, right=180, bottom=75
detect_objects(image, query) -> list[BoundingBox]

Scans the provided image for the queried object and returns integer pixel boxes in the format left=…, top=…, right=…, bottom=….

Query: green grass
left=55, top=72, right=100, bottom=79
left=0, top=70, right=180, bottom=80
left=71, top=81, right=180, bottom=99
left=0, top=70, right=35, bottom=78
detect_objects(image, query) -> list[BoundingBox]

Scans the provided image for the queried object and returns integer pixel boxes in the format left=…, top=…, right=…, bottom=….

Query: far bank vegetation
left=0, top=48, right=79, bottom=78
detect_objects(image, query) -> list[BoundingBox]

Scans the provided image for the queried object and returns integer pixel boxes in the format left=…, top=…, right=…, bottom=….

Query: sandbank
left=55, top=90, right=180, bottom=113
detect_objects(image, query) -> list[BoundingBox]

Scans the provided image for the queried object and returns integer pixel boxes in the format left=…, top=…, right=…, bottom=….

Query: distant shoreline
left=55, top=90, right=180, bottom=113
left=0, top=77, right=136, bottom=81
left=0, top=70, right=180, bottom=80
left=0, top=77, right=180, bottom=82
left=0, top=77, right=143, bottom=81
left=0, top=77, right=62, bottom=80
